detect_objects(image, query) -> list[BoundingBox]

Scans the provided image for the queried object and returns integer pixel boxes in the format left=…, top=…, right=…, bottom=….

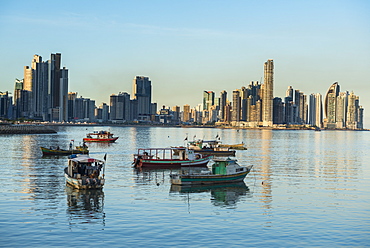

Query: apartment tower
left=262, top=59, right=274, bottom=126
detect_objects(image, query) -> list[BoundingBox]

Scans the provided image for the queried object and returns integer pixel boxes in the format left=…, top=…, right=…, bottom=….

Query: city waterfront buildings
left=322, top=82, right=363, bottom=129
left=0, top=55, right=365, bottom=130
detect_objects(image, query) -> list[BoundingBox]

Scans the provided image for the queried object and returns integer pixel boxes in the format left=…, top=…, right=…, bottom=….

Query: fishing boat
left=133, top=147, right=212, bottom=169
left=64, top=154, right=106, bottom=189
left=40, top=145, right=88, bottom=156
left=170, top=158, right=253, bottom=186
left=174, top=139, right=236, bottom=157
left=83, top=130, right=118, bottom=143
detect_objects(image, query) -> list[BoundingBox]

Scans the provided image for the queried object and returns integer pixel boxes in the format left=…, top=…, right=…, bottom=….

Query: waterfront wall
left=0, top=125, right=57, bottom=134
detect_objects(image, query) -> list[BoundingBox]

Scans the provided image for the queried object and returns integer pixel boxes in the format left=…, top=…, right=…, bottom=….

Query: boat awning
left=69, top=155, right=103, bottom=163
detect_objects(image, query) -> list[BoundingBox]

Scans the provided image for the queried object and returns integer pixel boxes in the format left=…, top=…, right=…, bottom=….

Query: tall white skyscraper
left=262, top=59, right=274, bottom=126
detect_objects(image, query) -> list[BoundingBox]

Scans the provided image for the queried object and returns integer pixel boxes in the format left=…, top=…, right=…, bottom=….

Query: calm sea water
left=0, top=126, right=369, bottom=247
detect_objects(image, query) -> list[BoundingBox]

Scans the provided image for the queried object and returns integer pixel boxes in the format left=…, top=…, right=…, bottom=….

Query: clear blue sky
left=1, top=0, right=370, bottom=127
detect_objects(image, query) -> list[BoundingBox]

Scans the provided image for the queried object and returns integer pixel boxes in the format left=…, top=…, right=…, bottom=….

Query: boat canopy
left=136, top=147, right=198, bottom=161
left=68, top=154, right=104, bottom=163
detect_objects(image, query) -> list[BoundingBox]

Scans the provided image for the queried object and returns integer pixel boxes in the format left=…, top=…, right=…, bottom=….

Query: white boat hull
left=64, top=168, right=105, bottom=189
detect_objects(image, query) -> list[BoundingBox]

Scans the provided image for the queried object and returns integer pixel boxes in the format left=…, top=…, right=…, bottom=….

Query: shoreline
left=1, top=122, right=368, bottom=134
left=45, top=123, right=369, bottom=131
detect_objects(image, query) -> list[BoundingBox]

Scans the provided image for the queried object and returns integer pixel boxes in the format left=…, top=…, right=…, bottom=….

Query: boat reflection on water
left=133, top=168, right=170, bottom=186
left=170, top=181, right=251, bottom=207
left=65, top=186, right=105, bottom=228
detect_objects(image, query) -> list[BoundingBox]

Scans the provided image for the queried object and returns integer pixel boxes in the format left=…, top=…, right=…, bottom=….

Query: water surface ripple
left=0, top=127, right=369, bottom=247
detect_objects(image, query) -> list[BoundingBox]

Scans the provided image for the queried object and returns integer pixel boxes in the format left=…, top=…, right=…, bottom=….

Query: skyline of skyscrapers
left=12, top=53, right=69, bottom=122
left=0, top=54, right=365, bottom=130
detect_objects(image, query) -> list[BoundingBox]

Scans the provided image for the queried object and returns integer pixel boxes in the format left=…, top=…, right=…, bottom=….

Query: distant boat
left=133, top=147, right=212, bottom=169
left=40, top=145, right=88, bottom=156
left=83, top=130, right=118, bottom=143
left=64, top=154, right=106, bottom=189
left=174, top=139, right=237, bottom=157
left=218, top=143, right=247, bottom=150
left=170, top=158, right=253, bottom=186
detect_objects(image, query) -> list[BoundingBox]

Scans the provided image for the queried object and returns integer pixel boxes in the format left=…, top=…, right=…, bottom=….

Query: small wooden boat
left=83, top=130, right=118, bottom=143
left=133, top=148, right=212, bottom=169
left=170, top=158, right=253, bottom=186
left=40, top=145, right=88, bottom=156
left=174, top=139, right=236, bottom=156
left=64, top=154, right=106, bottom=189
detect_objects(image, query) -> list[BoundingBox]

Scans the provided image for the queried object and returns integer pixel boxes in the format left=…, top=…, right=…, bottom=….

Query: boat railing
left=136, top=148, right=186, bottom=160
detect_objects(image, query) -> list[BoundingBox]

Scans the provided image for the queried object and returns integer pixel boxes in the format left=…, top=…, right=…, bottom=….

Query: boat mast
left=103, top=153, right=107, bottom=179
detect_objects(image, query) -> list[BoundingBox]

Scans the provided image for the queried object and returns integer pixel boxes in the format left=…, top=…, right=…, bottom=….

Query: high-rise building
left=132, top=76, right=152, bottom=121
left=273, top=97, right=284, bottom=124
left=13, top=79, right=23, bottom=103
left=183, top=104, right=190, bottom=122
left=110, top=92, right=131, bottom=122
left=0, top=91, right=11, bottom=119
left=336, top=92, right=348, bottom=128
left=286, top=86, right=294, bottom=99
left=95, top=103, right=109, bottom=123
left=14, top=89, right=30, bottom=119
left=232, top=90, right=241, bottom=121
left=68, top=92, right=78, bottom=121
left=59, top=67, right=69, bottom=122
left=262, top=59, right=274, bottom=126
left=240, top=87, right=248, bottom=121
left=314, top=93, right=323, bottom=128
left=23, top=66, right=32, bottom=92
left=284, top=95, right=294, bottom=124
left=172, top=106, right=180, bottom=123
left=346, top=91, right=359, bottom=129
left=296, top=90, right=307, bottom=124
left=309, top=93, right=323, bottom=128
left=219, top=90, right=227, bottom=122
left=324, top=82, right=340, bottom=128
left=358, top=106, right=364, bottom=129
left=49, top=53, right=62, bottom=109
left=34, top=58, right=49, bottom=120
left=74, top=97, right=85, bottom=120
left=203, top=91, right=215, bottom=111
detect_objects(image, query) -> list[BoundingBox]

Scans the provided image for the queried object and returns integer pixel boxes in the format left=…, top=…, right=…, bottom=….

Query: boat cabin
left=188, top=139, right=220, bottom=149
left=67, top=154, right=104, bottom=180
left=135, top=148, right=201, bottom=161
left=211, top=158, right=247, bottom=175
left=86, top=130, right=114, bottom=139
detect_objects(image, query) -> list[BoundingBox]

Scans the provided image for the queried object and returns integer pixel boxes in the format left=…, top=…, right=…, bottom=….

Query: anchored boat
left=64, top=154, right=106, bottom=189
left=174, top=139, right=237, bottom=157
left=133, top=147, right=212, bottom=169
left=83, top=130, right=118, bottom=143
left=40, top=145, right=88, bottom=156
left=170, top=158, right=253, bottom=185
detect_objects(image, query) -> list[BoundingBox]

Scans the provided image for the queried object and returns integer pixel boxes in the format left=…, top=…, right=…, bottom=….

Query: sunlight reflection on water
left=0, top=126, right=369, bottom=247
